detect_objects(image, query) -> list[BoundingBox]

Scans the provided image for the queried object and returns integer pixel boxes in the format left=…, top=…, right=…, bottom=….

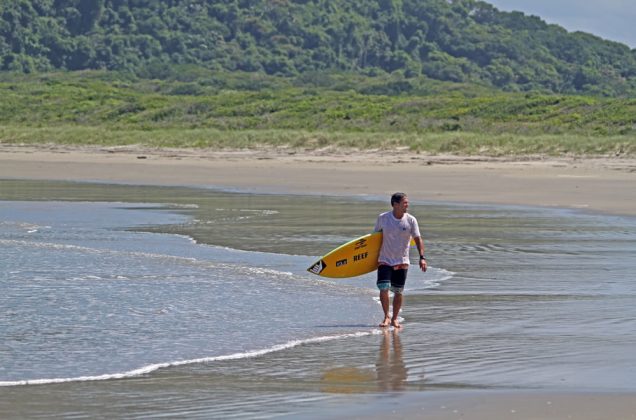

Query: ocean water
left=1, top=180, right=635, bottom=418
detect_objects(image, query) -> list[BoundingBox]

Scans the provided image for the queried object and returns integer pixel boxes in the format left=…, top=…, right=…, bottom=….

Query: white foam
left=165, top=203, right=199, bottom=209
left=0, top=331, right=375, bottom=387
left=246, top=266, right=294, bottom=277
left=410, top=267, right=455, bottom=291
left=368, top=266, right=455, bottom=293
left=0, top=239, right=206, bottom=266
left=0, top=238, right=295, bottom=273
left=0, top=221, right=50, bottom=231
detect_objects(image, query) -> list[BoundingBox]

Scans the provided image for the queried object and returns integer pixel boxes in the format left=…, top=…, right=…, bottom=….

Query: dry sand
left=2, top=144, right=636, bottom=418
left=1, top=144, right=635, bottom=216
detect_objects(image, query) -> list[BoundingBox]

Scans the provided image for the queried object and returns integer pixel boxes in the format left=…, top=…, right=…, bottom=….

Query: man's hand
left=419, top=258, right=427, bottom=272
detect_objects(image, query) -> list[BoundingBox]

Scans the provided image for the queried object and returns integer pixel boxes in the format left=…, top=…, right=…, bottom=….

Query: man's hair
left=391, top=192, right=407, bottom=206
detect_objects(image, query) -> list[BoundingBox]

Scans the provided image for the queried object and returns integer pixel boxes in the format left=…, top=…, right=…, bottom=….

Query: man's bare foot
left=379, top=317, right=391, bottom=327
left=391, top=319, right=402, bottom=329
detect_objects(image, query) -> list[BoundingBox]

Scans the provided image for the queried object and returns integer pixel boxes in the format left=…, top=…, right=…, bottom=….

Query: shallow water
left=1, top=180, right=635, bottom=418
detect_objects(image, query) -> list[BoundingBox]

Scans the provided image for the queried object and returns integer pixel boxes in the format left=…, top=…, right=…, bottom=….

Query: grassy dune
left=1, top=71, right=634, bottom=156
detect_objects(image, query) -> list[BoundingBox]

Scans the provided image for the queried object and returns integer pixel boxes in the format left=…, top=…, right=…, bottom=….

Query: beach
left=1, top=144, right=635, bottom=216
left=1, top=144, right=636, bottom=419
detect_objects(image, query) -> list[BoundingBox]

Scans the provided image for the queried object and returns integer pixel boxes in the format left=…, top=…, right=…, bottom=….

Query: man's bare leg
left=379, top=289, right=391, bottom=327
left=391, top=293, right=403, bottom=328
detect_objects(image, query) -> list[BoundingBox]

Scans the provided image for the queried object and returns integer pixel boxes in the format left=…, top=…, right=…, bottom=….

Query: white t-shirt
left=374, top=211, right=421, bottom=266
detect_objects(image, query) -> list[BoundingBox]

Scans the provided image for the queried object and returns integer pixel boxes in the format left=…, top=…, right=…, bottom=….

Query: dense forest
left=2, top=0, right=636, bottom=96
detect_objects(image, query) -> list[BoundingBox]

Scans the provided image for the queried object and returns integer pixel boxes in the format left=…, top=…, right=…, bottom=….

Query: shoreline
left=1, top=144, right=635, bottom=217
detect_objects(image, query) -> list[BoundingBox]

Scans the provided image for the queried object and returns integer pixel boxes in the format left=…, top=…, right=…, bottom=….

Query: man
left=374, top=192, right=427, bottom=328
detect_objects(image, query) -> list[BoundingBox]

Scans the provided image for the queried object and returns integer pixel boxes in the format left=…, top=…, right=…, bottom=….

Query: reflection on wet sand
left=376, top=329, right=408, bottom=391
left=320, top=366, right=376, bottom=394
left=320, top=329, right=408, bottom=393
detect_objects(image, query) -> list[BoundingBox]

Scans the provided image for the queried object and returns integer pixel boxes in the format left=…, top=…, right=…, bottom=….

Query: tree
left=1, top=0, right=636, bottom=95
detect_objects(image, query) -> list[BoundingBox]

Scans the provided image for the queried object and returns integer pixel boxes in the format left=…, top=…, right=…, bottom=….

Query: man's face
left=394, top=197, right=409, bottom=213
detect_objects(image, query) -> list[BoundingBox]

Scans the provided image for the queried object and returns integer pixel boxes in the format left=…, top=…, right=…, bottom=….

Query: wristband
left=419, top=255, right=426, bottom=261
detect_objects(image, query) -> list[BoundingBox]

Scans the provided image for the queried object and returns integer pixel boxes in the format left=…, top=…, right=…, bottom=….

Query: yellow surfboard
left=307, top=232, right=383, bottom=278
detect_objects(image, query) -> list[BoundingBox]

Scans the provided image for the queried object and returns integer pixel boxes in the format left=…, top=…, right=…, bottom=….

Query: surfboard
left=307, top=232, right=383, bottom=278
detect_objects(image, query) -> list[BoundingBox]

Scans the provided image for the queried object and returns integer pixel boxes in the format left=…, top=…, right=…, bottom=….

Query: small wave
left=369, top=267, right=455, bottom=295
left=0, top=239, right=197, bottom=264
left=413, top=267, right=455, bottom=290
left=0, top=221, right=50, bottom=231
left=0, top=238, right=307, bottom=285
left=164, top=203, right=199, bottom=209
left=402, top=267, right=455, bottom=292
left=0, top=331, right=374, bottom=387
left=246, top=267, right=294, bottom=277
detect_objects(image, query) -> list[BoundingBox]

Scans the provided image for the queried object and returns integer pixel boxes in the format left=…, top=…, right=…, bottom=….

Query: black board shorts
left=376, top=265, right=408, bottom=294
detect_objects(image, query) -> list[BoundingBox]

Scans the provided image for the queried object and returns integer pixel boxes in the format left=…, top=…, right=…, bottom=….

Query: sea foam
left=0, top=331, right=378, bottom=387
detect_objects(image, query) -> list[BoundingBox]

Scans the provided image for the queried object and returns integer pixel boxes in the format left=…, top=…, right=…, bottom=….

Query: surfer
left=374, top=192, right=427, bottom=328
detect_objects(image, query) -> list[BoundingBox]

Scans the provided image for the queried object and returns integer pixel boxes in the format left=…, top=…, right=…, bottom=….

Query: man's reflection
left=376, top=328, right=408, bottom=391
left=319, top=328, right=408, bottom=393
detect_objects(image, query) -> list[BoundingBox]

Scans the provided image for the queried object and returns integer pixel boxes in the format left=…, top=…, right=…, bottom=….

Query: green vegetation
left=1, top=71, right=634, bottom=156
left=2, top=1, right=635, bottom=156
left=2, top=0, right=636, bottom=96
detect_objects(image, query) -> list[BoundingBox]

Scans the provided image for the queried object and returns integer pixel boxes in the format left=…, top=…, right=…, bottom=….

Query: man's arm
left=374, top=215, right=382, bottom=233
left=414, top=236, right=427, bottom=272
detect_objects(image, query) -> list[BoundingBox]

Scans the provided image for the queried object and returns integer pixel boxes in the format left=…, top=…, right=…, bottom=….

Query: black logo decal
left=353, top=252, right=369, bottom=262
left=354, top=239, right=367, bottom=250
left=308, top=260, right=326, bottom=275
left=336, top=258, right=348, bottom=267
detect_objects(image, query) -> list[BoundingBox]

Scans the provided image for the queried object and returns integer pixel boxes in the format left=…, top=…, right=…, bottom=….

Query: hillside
left=2, top=0, right=636, bottom=96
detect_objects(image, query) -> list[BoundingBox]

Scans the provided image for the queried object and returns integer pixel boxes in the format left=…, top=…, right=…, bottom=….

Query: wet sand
left=337, top=390, right=636, bottom=420
left=2, top=144, right=636, bottom=419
